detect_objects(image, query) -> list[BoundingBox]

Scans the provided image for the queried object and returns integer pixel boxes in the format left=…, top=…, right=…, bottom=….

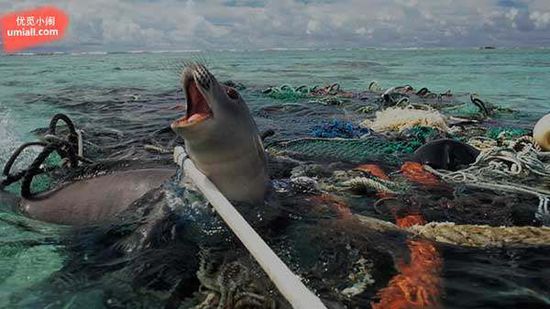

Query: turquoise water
left=1, top=48, right=549, bottom=164
left=0, top=48, right=549, bottom=308
left=1, top=48, right=548, bottom=170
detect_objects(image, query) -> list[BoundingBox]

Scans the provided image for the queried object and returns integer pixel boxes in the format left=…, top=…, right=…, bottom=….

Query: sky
left=1, top=0, right=550, bottom=51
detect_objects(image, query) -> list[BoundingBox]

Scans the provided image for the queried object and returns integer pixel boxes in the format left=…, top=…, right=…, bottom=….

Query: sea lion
left=6, top=64, right=268, bottom=225
left=412, top=139, right=480, bottom=171
left=171, top=64, right=268, bottom=203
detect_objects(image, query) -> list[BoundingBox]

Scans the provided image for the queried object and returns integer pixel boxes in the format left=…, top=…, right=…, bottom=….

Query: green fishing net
left=403, top=126, right=442, bottom=142
left=442, top=103, right=481, bottom=117
left=29, top=174, right=55, bottom=194
left=3, top=152, right=63, bottom=196
left=267, top=125, right=443, bottom=165
left=486, top=127, right=529, bottom=140
left=264, top=85, right=311, bottom=101
left=267, top=137, right=420, bottom=165
left=32, top=152, right=63, bottom=193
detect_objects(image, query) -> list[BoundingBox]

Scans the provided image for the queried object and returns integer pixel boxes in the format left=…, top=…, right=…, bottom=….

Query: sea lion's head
left=171, top=64, right=268, bottom=203
left=171, top=64, right=252, bottom=139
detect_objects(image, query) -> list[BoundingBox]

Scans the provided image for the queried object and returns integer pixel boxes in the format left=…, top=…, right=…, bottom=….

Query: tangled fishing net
left=310, top=120, right=372, bottom=138
left=486, top=127, right=530, bottom=140
left=319, top=166, right=405, bottom=197
left=361, top=105, right=449, bottom=133
left=267, top=137, right=423, bottom=165
left=268, top=122, right=448, bottom=165
left=368, top=81, right=384, bottom=93
left=425, top=140, right=550, bottom=225
left=263, top=84, right=311, bottom=101
left=263, top=83, right=350, bottom=104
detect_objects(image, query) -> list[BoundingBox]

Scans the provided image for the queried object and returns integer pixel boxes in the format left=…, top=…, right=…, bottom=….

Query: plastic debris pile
left=425, top=141, right=550, bottom=225
left=2, top=76, right=550, bottom=309
left=266, top=79, right=550, bottom=230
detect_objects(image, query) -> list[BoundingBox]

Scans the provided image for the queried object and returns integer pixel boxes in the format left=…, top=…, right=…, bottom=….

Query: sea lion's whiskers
left=154, top=53, right=215, bottom=88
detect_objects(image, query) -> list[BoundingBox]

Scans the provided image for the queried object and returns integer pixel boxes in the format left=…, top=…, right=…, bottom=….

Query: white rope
left=437, top=145, right=550, bottom=182
left=426, top=166, right=550, bottom=225
left=381, top=86, right=397, bottom=97
left=342, top=177, right=397, bottom=194
left=423, top=143, right=550, bottom=225
left=76, top=129, right=83, bottom=157
left=174, top=147, right=327, bottom=309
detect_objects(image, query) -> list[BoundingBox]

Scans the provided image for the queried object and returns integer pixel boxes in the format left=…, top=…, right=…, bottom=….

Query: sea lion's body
left=19, top=168, right=175, bottom=225
left=413, top=139, right=480, bottom=171
left=7, top=64, right=268, bottom=225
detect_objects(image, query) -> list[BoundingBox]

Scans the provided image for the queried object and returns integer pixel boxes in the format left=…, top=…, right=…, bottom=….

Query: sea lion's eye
left=226, top=87, right=239, bottom=100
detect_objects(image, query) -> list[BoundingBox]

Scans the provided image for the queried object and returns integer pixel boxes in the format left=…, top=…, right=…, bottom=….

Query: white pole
left=174, top=147, right=327, bottom=309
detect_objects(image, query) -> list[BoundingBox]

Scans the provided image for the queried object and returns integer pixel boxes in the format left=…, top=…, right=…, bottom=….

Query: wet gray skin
left=18, top=168, right=176, bottom=225
left=171, top=64, right=268, bottom=203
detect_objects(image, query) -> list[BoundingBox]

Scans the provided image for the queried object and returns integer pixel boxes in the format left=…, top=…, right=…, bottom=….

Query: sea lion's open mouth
left=173, top=76, right=213, bottom=128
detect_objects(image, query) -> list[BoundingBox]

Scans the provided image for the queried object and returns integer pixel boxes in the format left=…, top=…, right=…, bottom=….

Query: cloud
left=1, top=0, right=550, bottom=51
left=497, top=0, right=528, bottom=9
left=530, top=11, right=550, bottom=29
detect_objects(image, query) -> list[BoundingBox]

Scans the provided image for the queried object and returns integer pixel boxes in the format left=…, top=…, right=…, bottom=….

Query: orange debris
left=309, top=194, right=353, bottom=219
left=371, top=192, right=442, bottom=308
left=356, top=164, right=390, bottom=180
left=396, top=214, right=427, bottom=228
left=372, top=239, right=442, bottom=309
left=400, top=162, right=439, bottom=186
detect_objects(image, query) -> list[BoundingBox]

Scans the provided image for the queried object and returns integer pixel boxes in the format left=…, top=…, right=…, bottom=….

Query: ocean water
left=1, top=48, right=549, bottom=150
left=0, top=48, right=549, bottom=308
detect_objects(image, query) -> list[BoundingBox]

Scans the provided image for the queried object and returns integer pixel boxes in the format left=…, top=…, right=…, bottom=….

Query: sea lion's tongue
left=188, top=113, right=209, bottom=123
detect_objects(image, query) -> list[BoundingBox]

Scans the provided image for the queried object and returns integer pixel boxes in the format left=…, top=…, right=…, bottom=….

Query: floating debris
left=310, top=119, right=372, bottom=138
left=533, top=113, right=550, bottom=151
left=361, top=105, right=449, bottom=133
left=409, top=222, right=550, bottom=247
